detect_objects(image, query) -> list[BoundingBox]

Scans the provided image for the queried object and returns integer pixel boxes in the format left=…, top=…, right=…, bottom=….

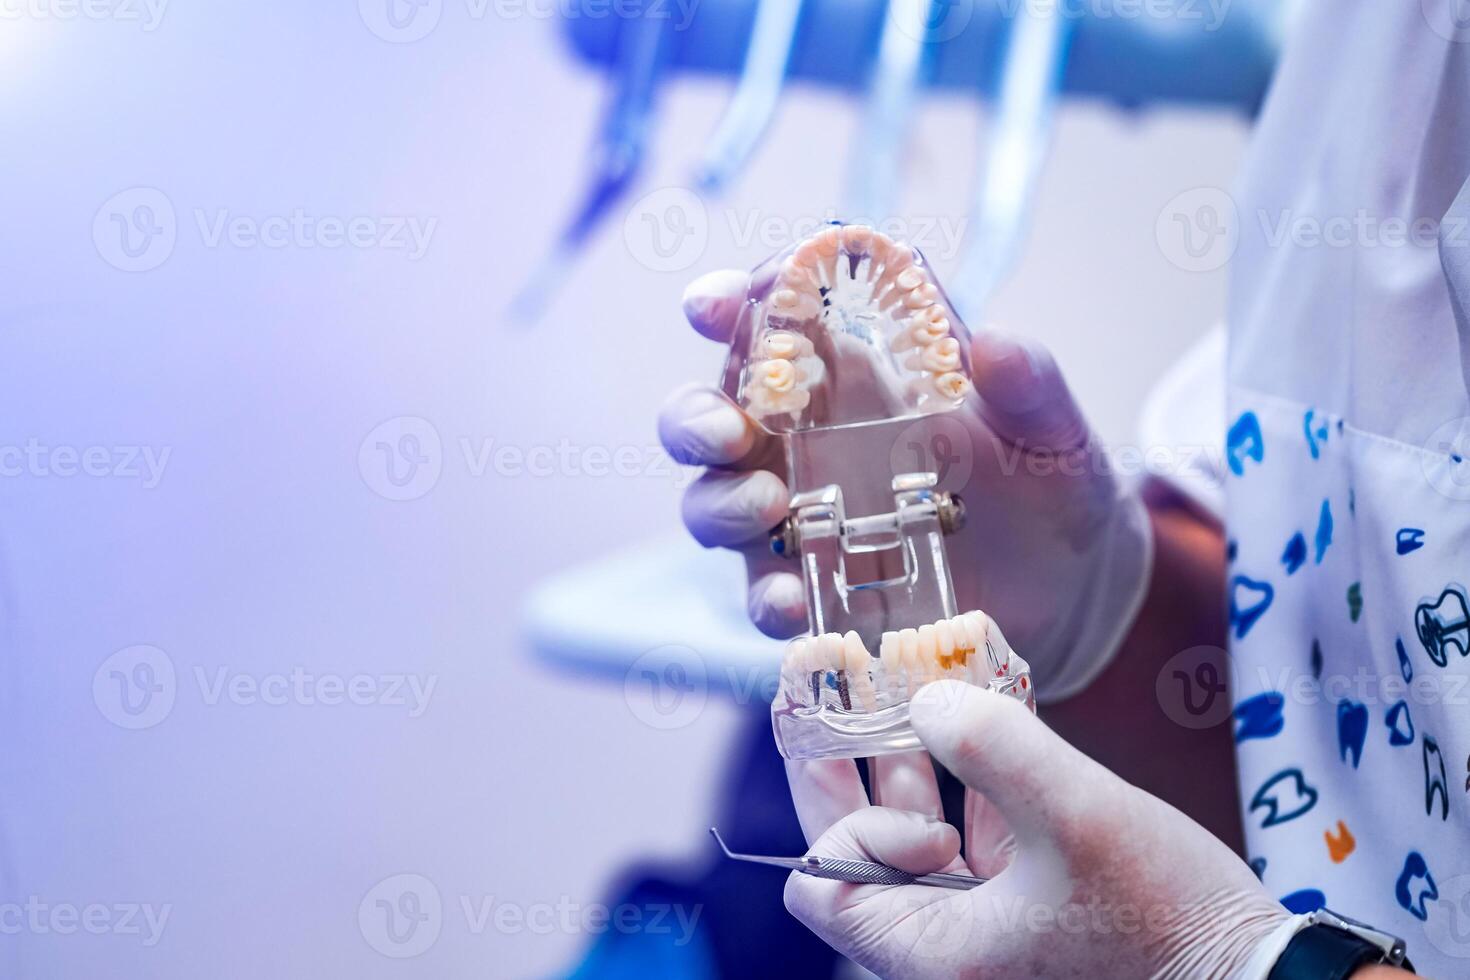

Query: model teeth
left=907, top=337, right=961, bottom=374
left=779, top=257, right=821, bottom=292
left=762, top=330, right=813, bottom=360
left=843, top=630, right=878, bottom=710
left=770, top=287, right=822, bottom=321
left=931, top=372, right=972, bottom=401
left=779, top=610, right=1033, bottom=710
left=840, top=224, right=875, bottom=254
left=903, top=282, right=940, bottom=310
left=750, top=225, right=974, bottom=422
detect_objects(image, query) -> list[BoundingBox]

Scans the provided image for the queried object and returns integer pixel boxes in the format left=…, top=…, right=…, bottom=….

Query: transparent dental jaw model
left=720, top=223, right=1035, bottom=762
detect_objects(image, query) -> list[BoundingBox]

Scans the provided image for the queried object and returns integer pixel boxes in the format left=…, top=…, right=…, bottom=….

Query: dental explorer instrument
left=694, top=0, right=806, bottom=194
left=711, top=828, right=986, bottom=890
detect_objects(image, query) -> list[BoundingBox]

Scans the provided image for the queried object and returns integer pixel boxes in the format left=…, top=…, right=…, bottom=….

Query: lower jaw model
left=716, top=222, right=1036, bottom=762
left=774, top=611, right=1034, bottom=761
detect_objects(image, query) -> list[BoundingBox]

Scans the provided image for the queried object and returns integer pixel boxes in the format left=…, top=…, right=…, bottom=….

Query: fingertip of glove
left=658, top=384, right=753, bottom=466
left=749, top=573, right=806, bottom=638
left=908, top=681, right=1031, bottom=761
left=682, top=269, right=749, bottom=342
left=969, top=327, right=1049, bottom=413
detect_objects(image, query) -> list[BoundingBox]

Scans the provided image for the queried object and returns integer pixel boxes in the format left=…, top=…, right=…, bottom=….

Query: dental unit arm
left=721, top=223, right=1034, bottom=762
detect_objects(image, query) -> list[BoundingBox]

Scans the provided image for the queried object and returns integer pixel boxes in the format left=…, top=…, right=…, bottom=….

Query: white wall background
left=0, top=4, right=1248, bottom=977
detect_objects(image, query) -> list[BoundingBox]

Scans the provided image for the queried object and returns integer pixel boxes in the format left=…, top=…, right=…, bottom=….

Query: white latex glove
left=658, top=270, right=1153, bottom=699
left=784, top=680, right=1290, bottom=979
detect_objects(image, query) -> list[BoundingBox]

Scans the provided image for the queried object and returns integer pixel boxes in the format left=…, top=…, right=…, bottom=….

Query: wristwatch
left=1266, top=909, right=1413, bottom=980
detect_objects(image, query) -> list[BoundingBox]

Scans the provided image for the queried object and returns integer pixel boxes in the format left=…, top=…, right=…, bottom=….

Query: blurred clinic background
left=0, top=0, right=1286, bottom=976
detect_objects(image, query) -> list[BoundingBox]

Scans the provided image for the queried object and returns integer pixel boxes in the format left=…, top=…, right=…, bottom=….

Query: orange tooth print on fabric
left=1324, top=820, right=1356, bottom=863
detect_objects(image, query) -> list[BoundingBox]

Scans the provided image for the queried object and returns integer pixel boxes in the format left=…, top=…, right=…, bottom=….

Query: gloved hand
left=784, top=680, right=1291, bottom=979
left=658, top=270, right=1153, bottom=699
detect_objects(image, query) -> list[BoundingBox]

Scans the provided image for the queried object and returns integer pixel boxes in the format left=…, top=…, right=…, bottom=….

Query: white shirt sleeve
left=1135, top=324, right=1227, bottom=524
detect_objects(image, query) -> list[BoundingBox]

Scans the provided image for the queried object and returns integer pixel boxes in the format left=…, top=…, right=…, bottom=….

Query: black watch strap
left=1268, top=920, right=1413, bottom=980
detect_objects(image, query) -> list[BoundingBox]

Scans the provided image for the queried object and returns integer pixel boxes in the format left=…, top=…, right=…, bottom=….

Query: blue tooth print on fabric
left=1395, top=852, right=1438, bottom=921
left=1385, top=701, right=1415, bottom=747
left=1349, top=488, right=1355, bottom=517
left=1281, top=889, right=1327, bottom=914
left=1337, top=700, right=1368, bottom=768
left=1311, top=640, right=1323, bottom=680
left=1226, top=412, right=1264, bottom=476
left=1249, top=857, right=1267, bottom=881
left=1396, top=528, right=1426, bottom=555
left=1303, top=409, right=1329, bottom=459
left=1425, top=735, right=1449, bottom=821
left=1281, top=533, right=1307, bottom=575
left=1415, top=586, right=1470, bottom=668
left=1234, top=692, right=1285, bottom=743
left=1230, top=576, right=1275, bottom=639
left=1347, top=583, right=1363, bottom=623
left=1313, top=500, right=1333, bottom=564
left=1396, top=637, right=1413, bottom=682
left=1249, top=768, right=1318, bottom=828
left=1227, top=539, right=1238, bottom=563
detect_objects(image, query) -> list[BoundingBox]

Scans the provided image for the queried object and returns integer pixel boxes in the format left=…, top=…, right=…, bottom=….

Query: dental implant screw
left=937, top=493, right=966, bottom=535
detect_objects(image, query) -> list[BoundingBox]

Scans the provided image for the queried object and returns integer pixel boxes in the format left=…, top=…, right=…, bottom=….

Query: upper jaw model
left=718, top=222, right=1034, bottom=762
